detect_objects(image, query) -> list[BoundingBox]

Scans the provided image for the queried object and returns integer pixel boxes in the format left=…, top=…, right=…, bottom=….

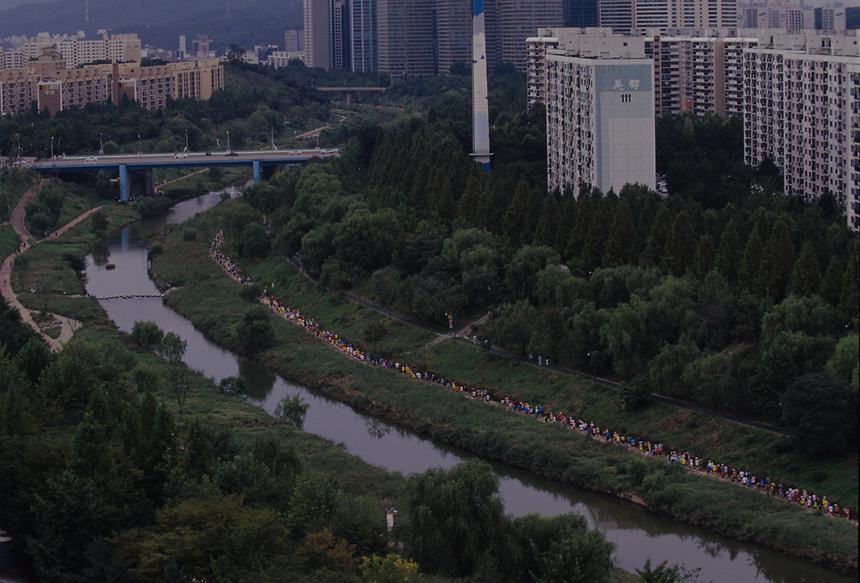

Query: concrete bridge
left=28, top=149, right=339, bottom=202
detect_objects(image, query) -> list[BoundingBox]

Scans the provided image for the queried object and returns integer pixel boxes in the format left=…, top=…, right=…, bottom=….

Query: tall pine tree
left=602, top=200, right=635, bottom=267
left=715, top=219, right=741, bottom=282
left=665, top=210, right=695, bottom=275
left=642, top=206, right=672, bottom=267
left=738, top=227, right=764, bottom=294
left=789, top=241, right=821, bottom=297
left=820, top=256, right=844, bottom=306
left=760, top=220, right=795, bottom=300
left=693, top=234, right=716, bottom=279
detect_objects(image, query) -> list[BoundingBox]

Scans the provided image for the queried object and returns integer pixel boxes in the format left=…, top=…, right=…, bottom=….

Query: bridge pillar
left=119, top=164, right=129, bottom=203
left=252, top=160, right=262, bottom=183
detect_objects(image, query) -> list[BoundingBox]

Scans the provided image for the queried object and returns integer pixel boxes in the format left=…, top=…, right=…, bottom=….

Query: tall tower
left=471, top=0, right=492, bottom=172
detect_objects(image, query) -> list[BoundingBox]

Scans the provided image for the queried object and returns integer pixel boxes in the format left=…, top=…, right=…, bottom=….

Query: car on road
left=84, top=157, right=99, bottom=162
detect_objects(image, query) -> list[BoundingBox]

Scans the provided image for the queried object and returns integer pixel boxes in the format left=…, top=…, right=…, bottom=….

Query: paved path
left=0, top=182, right=95, bottom=352
left=283, top=258, right=788, bottom=437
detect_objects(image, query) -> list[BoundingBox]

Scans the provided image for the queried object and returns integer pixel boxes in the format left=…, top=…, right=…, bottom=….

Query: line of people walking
left=209, top=231, right=856, bottom=524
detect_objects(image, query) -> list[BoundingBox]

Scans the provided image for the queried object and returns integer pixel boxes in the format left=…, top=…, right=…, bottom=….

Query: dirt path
left=1, top=184, right=97, bottom=352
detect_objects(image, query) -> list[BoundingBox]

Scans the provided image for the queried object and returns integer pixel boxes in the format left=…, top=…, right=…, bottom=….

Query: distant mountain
left=0, top=0, right=302, bottom=50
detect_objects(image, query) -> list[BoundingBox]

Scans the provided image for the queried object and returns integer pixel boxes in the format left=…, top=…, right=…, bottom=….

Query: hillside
left=0, top=0, right=302, bottom=49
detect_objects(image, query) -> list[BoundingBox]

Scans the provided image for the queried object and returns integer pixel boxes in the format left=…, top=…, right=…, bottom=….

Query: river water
left=79, top=191, right=850, bottom=583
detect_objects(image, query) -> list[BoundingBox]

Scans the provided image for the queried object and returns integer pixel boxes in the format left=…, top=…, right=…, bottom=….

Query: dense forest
left=0, top=302, right=634, bottom=582
left=236, top=66, right=859, bottom=454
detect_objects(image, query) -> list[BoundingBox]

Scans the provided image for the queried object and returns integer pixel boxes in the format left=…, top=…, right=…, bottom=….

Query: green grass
left=0, top=169, right=36, bottom=221
left=148, top=208, right=859, bottom=573
left=0, top=224, right=19, bottom=262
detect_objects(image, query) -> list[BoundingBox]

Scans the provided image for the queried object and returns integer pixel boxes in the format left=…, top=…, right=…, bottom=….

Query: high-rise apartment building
left=527, top=27, right=645, bottom=107
left=564, top=0, right=599, bottom=27
left=377, top=0, right=436, bottom=76
left=284, top=29, right=305, bottom=52
left=304, top=0, right=333, bottom=69
left=331, top=0, right=351, bottom=70
left=434, top=0, right=472, bottom=74
left=545, top=44, right=656, bottom=194
left=492, top=0, right=565, bottom=70
left=0, top=51, right=224, bottom=117
left=599, top=0, right=635, bottom=33
left=0, top=32, right=141, bottom=70
left=743, top=31, right=860, bottom=230
left=631, top=0, right=738, bottom=32
left=351, top=0, right=378, bottom=72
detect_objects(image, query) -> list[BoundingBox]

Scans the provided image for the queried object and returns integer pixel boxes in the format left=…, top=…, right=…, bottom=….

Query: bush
left=182, top=228, right=197, bottom=242
left=236, top=306, right=275, bottom=356
left=130, top=321, right=164, bottom=350
left=363, top=320, right=388, bottom=343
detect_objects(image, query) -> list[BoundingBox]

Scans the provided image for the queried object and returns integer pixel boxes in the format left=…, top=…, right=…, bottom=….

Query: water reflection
left=80, top=191, right=853, bottom=583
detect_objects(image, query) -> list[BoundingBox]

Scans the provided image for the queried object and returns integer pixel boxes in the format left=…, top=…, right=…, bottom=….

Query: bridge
left=28, top=149, right=339, bottom=202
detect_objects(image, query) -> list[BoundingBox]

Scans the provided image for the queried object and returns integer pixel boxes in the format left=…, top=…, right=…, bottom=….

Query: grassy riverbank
left=149, top=204, right=859, bottom=574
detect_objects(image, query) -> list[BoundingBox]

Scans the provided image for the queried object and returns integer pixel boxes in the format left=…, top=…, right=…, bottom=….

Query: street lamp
left=270, top=127, right=275, bottom=151
left=99, top=133, right=104, bottom=155
left=226, top=130, right=231, bottom=153
left=137, top=134, right=142, bottom=156
left=184, top=128, right=189, bottom=152
left=50, top=136, right=54, bottom=159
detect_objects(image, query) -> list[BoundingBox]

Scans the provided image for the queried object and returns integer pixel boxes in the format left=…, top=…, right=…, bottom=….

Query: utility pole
left=50, top=136, right=54, bottom=159
left=185, top=128, right=189, bottom=152
left=137, top=134, right=142, bottom=155
left=226, top=130, right=231, bottom=153
left=99, top=133, right=104, bottom=155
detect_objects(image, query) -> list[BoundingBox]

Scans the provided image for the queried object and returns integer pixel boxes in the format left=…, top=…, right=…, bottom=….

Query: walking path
left=0, top=180, right=97, bottom=352
left=284, top=257, right=788, bottom=436
left=210, top=231, right=857, bottom=525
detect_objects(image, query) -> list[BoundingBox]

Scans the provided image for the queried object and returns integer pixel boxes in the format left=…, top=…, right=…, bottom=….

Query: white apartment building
left=743, top=32, right=860, bottom=230
left=633, top=0, right=738, bottom=32
left=1, top=32, right=141, bottom=70
left=267, top=51, right=306, bottom=68
left=527, top=27, right=646, bottom=108
left=545, top=48, right=656, bottom=195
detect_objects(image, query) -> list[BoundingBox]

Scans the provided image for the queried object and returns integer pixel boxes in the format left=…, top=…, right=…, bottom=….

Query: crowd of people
left=209, top=231, right=856, bottom=523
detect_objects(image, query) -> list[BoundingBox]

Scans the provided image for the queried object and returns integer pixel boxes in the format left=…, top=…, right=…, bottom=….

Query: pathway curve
left=1, top=181, right=98, bottom=352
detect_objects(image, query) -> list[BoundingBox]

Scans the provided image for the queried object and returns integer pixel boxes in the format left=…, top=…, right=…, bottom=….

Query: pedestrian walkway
left=209, top=231, right=857, bottom=526
left=0, top=181, right=94, bottom=352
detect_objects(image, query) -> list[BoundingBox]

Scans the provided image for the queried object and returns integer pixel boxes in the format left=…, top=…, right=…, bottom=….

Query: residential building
left=599, top=0, right=635, bottom=33
left=492, top=0, right=565, bottom=70
left=331, top=0, right=351, bottom=70
left=434, top=0, right=472, bottom=74
left=1, top=31, right=141, bottom=69
left=377, top=0, right=436, bottom=76
left=527, top=27, right=644, bottom=107
left=268, top=51, right=305, bottom=68
left=564, top=0, right=599, bottom=27
left=284, top=29, right=305, bottom=52
left=632, top=0, right=739, bottom=32
left=0, top=50, right=224, bottom=117
left=304, top=0, right=332, bottom=69
left=743, top=31, right=860, bottom=229
left=351, top=0, right=377, bottom=72
left=545, top=45, right=656, bottom=194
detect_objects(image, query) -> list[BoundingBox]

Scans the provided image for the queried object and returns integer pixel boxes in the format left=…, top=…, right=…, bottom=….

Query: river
left=80, top=191, right=850, bottom=583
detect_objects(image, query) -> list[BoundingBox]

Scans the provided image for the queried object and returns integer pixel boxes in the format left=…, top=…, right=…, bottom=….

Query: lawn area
left=148, top=206, right=859, bottom=573
left=0, top=169, right=36, bottom=221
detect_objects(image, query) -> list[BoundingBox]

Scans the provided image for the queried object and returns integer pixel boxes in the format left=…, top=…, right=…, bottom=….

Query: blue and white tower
left=471, top=0, right=492, bottom=172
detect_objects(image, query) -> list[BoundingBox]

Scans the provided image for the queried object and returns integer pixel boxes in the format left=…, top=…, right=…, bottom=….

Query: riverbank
left=148, top=204, right=859, bottom=575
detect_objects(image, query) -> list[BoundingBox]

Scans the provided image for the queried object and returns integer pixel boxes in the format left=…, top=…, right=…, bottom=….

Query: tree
left=825, top=335, right=859, bottom=390
left=636, top=560, right=682, bottom=583
left=665, top=211, right=694, bottom=275
left=15, top=337, right=52, bottom=384
left=407, top=461, right=508, bottom=577
left=760, top=220, right=795, bottom=300
left=692, top=234, right=715, bottom=279
left=782, top=373, right=858, bottom=454
left=274, top=394, right=310, bottom=429
left=239, top=223, right=270, bottom=259
left=510, top=514, right=613, bottom=583
left=820, top=257, right=844, bottom=306
left=90, top=210, right=108, bottom=236
left=602, top=200, right=635, bottom=267
left=159, top=332, right=187, bottom=363
left=642, top=206, right=672, bottom=267
left=131, top=321, right=164, bottom=350
left=168, top=366, right=193, bottom=423
left=714, top=219, right=741, bottom=281
left=237, top=306, right=275, bottom=356
left=738, top=227, right=763, bottom=294
left=841, top=241, right=859, bottom=321
left=506, top=245, right=559, bottom=302
left=789, top=241, right=821, bottom=296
